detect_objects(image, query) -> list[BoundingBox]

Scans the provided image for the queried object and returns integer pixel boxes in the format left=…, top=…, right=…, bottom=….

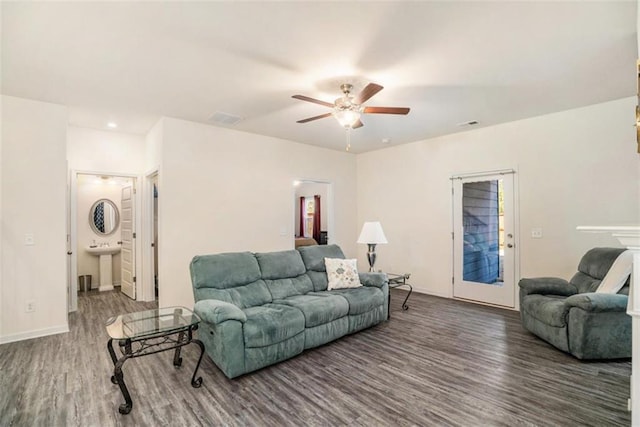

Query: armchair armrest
left=194, top=300, right=247, bottom=325
left=518, top=277, right=578, bottom=297
left=359, top=272, right=388, bottom=288
left=565, top=293, right=629, bottom=313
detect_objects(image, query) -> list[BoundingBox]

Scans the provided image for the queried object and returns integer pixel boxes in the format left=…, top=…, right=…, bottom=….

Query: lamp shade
left=357, top=221, right=388, bottom=244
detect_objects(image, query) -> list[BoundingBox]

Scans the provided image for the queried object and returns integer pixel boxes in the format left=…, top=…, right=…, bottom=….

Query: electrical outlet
left=531, top=228, right=543, bottom=239
left=24, top=233, right=35, bottom=246
left=25, top=300, right=35, bottom=313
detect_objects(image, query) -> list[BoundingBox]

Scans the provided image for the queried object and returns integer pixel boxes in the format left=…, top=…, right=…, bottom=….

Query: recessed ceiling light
left=107, top=122, right=118, bottom=129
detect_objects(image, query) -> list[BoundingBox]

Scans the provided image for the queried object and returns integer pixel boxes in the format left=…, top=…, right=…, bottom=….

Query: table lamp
left=357, top=221, right=388, bottom=272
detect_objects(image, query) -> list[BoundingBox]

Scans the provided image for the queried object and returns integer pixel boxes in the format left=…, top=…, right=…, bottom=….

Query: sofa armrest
left=194, top=300, right=247, bottom=325
left=518, top=277, right=577, bottom=297
left=359, top=272, right=388, bottom=288
left=565, top=293, right=629, bottom=313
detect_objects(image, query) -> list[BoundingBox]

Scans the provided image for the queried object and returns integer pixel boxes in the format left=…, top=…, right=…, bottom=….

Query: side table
left=387, top=273, right=413, bottom=319
left=106, top=306, right=205, bottom=414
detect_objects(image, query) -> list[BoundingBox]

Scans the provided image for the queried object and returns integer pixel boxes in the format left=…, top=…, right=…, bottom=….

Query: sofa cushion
left=265, top=275, right=314, bottom=300
left=242, top=304, right=305, bottom=348
left=194, top=280, right=273, bottom=308
left=522, top=294, right=570, bottom=328
left=190, top=252, right=261, bottom=290
left=274, top=294, right=348, bottom=328
left=256, top=250, right=306, bottom=280
left=570, top=248, right=626, bottom=294
left=298, top=244, right=345, bottom=272
left=306, top=271, right=330, bottom=292
left=312, top=287, right=384, bottom=316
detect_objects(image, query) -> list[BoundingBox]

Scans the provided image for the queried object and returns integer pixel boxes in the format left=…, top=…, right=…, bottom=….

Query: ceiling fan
left=292, top=83, right=410, bottom=129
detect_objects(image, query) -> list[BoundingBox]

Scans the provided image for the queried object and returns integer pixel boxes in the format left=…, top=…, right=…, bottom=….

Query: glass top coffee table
left=106, top=306, right=204, bottom=414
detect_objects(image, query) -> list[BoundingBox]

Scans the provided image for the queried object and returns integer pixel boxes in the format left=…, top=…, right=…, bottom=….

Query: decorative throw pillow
left=596, top=250, right=633, bottom=294
left=325, top=258, right=362, bottom=290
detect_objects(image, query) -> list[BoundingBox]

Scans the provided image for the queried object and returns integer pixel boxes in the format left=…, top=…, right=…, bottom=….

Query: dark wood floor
left=0, top=289, right=631, bottom=426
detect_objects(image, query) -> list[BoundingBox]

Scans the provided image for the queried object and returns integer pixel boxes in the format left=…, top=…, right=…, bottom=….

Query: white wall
left=1, top=95, right=68, bottom=343
left=157, top=118, right=357, bottom=309
left=67, top=126, right=145, bottom=174
left=357, top=97, right=640, bottom=298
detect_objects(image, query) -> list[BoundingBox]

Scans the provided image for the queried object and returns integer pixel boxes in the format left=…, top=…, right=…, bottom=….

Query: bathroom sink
left=86, top=246, right=121, bottom=256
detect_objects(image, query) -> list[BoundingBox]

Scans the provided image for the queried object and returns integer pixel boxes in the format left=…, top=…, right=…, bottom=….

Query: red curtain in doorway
left=313, top=195, right=321, bottom=242
left=299, top=197, right=305, bottom=237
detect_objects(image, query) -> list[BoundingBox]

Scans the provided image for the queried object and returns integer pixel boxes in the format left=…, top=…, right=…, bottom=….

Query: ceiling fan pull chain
left=346, top=126, right=351, bottom=152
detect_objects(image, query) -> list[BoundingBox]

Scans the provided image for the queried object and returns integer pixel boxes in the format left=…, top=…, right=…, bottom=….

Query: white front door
left=121, top=185, right=136, bottom=299
left=452, top=172, right=516, bottom=308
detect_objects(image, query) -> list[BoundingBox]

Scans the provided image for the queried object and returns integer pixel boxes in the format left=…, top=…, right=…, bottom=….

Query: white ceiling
left=2, top=1, right=637, bottom=153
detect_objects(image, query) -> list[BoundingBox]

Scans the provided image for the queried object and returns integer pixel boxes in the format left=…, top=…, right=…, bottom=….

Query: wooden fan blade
left=352, top=119, right=364, bottom=129
left=296, top=112, right=333, bottom=123
left=363, top=106, right=410, bottom=115
left=353, top=83, right=383, bottom=104
left=292, top=95, right=334, bottom=108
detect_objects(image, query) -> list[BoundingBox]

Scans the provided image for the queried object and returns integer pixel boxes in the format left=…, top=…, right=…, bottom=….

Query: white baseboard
left=0, top=324, right=69, bottom=345
left=99, top=284, right=114, bottom=291
left=400, top=285, right=451, bottom=299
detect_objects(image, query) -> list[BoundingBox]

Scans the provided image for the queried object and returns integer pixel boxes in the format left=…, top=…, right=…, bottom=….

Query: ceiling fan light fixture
left=334, top=109, right=361, bottom=128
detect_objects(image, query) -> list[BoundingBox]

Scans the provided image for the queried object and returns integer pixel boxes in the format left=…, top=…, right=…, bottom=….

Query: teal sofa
left=189, top=244, right=388, bottom=378
left=519, top=247, right=631, bottom=360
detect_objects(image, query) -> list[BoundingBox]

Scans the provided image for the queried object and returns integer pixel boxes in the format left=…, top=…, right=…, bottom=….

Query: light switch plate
left=24, top=233, right=35, bottom=245
left=531, top=228, right=543, bottom=239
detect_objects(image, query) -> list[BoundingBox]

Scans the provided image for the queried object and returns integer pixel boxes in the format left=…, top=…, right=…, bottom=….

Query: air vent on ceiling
left=208, top=111, right=242, bottom=126
left=457, top=120, right=479, bottom=127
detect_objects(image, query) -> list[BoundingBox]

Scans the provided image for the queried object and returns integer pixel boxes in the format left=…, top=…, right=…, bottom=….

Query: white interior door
left=121, top=185, right=136, bottom=299
left=452, top=172, right=516, bottom=307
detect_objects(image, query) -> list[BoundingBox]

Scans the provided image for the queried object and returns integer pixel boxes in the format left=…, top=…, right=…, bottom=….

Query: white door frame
left=451, top=168, right=520, bottom=309
left=293, top=178, right=334, bottom=247
left=141, top=168, right=159, bottom=302
left=68, top=169, right=142, bottom=312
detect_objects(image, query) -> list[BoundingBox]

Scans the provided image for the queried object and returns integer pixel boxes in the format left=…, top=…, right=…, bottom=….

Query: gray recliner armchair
left=518, top=247, right=631, bottom=360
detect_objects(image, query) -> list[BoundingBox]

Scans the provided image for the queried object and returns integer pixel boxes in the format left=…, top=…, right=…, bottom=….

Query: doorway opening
left=293, top=180, right=332, bottom=248
left=140, top=170, right=160, bottom=304
left=69, top=171, right=142, bottom=313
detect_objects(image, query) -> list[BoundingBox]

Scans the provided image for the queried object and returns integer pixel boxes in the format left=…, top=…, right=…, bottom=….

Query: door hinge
left=133, top=232, right=136, bottom=239
left=133, top=276, right=137, bottom=283
left=451, top=232, right=454, bottom=240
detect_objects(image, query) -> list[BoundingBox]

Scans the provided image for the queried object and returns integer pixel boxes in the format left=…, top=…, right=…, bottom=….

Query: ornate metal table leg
left=173, top=331, right=185, bottom=368
left=401, top=284, right=413, bottom=310
left=113, top=355, right=133, bottom=414
left=190, top=339, right=205, bottom=388
left=107, top=339, right=118, bottom=384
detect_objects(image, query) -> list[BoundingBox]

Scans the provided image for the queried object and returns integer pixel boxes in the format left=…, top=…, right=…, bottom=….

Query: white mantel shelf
left=576, top=226, right=640, bottom=250
left=577, top=225, right=640, bottom=425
